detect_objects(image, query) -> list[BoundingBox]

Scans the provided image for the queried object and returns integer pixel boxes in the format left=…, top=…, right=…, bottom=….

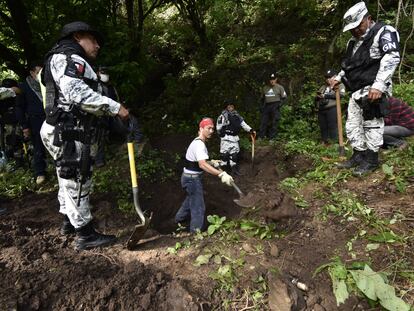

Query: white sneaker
left=36, top=175, right=46, bottom=185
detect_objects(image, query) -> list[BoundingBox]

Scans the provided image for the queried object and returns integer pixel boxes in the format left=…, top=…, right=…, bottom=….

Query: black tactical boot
left=353, top=150, right=379, bottom=177
left=75, top=222, right=116, bottom=250
left=336, top=149, right=365, bottom=169
left=60, top=215, right=76, bottom=235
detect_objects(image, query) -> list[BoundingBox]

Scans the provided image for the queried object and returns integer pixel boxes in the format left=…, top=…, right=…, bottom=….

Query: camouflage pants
left=220, top=139, right=240, bottom=167
left=40, top=121, right=95, bottom=229
left=346, top=95, right=384, bottom=152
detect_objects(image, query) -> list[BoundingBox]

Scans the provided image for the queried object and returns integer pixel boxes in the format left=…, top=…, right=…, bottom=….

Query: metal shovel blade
left=126, top=187, right=152, bottom=250
left=126, top=215, right=151, bottom=250
left=232, top=182, right=257, bottom=208
left=126, top=142, right=151, bottom=250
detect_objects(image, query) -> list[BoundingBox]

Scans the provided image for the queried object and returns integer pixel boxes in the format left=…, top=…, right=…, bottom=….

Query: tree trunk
left=5, top=0, right=37, bottom=67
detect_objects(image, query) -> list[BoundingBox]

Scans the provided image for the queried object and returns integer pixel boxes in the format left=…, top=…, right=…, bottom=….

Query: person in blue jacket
left=16, top=63, right=47, bottom=184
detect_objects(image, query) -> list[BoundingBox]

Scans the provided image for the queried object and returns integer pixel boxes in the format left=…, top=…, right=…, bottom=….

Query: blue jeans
left=175, top=173, right=205, bottom=232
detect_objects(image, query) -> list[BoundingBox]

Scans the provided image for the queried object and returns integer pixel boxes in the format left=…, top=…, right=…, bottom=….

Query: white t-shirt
left=183, top=138, right=209, bottom=174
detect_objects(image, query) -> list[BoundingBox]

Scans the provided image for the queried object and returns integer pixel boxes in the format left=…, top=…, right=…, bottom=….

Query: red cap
left=199, top=118, right=214, bottom=129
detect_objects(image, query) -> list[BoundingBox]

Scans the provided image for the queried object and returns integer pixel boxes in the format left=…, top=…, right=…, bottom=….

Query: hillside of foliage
left=1, top=0, right=413, bottom=136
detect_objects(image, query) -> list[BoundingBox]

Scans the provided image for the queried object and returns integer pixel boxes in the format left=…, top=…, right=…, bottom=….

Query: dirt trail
left=1, top=136, right=412, bottom=310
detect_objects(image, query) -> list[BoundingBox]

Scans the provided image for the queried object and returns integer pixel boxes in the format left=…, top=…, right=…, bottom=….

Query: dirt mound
left=0, top=198, right=207, bottom=311
left=3, top=134, right=390, bottom=310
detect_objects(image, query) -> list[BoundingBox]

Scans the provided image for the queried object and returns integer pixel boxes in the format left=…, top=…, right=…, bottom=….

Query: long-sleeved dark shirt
left=16, top=79, right=45, bottom=129
left=384, top=97, right=414, bottom=131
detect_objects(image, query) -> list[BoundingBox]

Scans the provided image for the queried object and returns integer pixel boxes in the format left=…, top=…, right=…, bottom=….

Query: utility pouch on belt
left=356, top=95, right=389, bottom=120
left=56, top=140, right=78, bottom=179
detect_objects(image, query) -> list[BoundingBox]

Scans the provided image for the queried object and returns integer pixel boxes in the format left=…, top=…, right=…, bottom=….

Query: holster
left=52, top=108, right=96, bottom=180
left=356, top=95, right=389, bottom=120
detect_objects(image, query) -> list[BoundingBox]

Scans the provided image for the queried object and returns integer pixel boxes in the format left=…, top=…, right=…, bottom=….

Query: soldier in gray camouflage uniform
left=40, top=21, right=129, bottom=250
left=331, top=2, right=400, bottom=176
left=216, top=100, right=255, bottom=176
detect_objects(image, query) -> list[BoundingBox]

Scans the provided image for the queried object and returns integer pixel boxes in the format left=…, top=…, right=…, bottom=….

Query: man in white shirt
left=175, top=118, right=234, bottom=233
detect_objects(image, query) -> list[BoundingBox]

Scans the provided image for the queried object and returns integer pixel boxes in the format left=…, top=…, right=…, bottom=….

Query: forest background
left=0, top=0, right=413, bottom=137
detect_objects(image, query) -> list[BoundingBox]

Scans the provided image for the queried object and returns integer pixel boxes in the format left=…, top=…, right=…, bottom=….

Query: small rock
left=312, top=304, right=326, bottom=311
left=41, top=252, right=51, bottom=261
left=268, top=276, right=293, bottom=311
left=140, top=293, right=151, bottom=310
left=305, top=293, right=320, bottom=306
left=270, top=244, right=279, bottom=257
left=242, top=242, right=254, bottom=253
left=156, top=272, right=163, bottom=283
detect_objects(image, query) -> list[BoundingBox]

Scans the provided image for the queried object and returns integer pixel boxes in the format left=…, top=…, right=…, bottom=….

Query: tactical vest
left=184, top=138, right=206, bottom=172
left=220, top=111, right=242, bottom=136
left=42, top=41, right=101, bottom=147
left=341, top=22, right=385, bottom=92
left=42, top=41, right=99, bottom=126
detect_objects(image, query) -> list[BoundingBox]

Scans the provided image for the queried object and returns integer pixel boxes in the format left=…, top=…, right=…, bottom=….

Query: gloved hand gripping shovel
left=126, top=120, right=151, bottom=250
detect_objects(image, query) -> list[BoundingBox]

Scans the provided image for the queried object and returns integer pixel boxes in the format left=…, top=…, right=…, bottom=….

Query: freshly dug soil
left=1, top=135, right=412, bottom=310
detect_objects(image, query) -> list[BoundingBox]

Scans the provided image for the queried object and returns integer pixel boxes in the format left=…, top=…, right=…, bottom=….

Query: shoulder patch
left=65, top=58, right=86, bottom=78
left=379, top=31, right=399, bottom=54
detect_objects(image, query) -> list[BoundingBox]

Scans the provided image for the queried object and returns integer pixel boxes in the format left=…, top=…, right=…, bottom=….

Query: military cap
left=59, top=21, right=104, bottom=46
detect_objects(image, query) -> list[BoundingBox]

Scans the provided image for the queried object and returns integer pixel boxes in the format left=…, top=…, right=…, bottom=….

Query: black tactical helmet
left=325, top=69, right=337, bottom=78
left=59, top=21, right=104, bottom=46
left=224, top=98, right=236, bottom=109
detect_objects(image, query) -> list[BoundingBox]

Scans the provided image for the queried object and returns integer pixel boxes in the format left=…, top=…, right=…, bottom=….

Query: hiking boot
left=336, top=149, right=365, bottom=169
left=353, top=150, right=379, bottom=177
left=36, top=175, right=46, bottom=185
left=75, top=223, right=116, bottom=250
left=60, top=215, right=76, bottom=235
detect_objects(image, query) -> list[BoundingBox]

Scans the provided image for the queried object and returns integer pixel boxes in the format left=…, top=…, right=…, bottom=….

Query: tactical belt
left=182, top=172, right=202, bottom=178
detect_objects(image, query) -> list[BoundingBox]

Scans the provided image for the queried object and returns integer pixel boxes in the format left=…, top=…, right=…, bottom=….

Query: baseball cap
left=343, top=2, right=369, bottom=32
left=325, top=69, right=337, bottom=78
left=269, top=73, right=277, bottom=80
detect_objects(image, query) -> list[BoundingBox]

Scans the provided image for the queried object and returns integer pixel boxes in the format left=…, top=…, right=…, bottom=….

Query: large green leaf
left=350, top=265, right=410, bottom=311
left=350, top=266, right=380, bottom=301
left=332, top=278, right=349, bottom=306
left=194, top=253, right=212, bottom=267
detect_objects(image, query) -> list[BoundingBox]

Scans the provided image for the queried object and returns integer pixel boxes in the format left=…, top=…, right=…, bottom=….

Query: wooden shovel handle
left=335, top=88, right=345, bottom=156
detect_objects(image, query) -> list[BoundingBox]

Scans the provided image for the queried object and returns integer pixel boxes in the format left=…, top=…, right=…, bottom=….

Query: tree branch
left=0, top=43, right=25, bottom=77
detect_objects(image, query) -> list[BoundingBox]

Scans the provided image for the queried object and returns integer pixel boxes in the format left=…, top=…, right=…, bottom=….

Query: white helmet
left=342, top=2, right=369, bottom=32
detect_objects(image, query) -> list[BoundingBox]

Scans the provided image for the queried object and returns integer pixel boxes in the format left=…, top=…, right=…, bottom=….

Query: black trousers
left=28, top=115, right=47, bottom=176
left=318, top=106, right=338, bottom=142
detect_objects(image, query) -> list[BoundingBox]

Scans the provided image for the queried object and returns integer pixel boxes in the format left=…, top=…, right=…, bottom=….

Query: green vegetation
left=93, top=146, right=176, bottom=212
left=279, top=134, right=414, bottom=308
left=1, top=1, right=414, bottom=309
left=315, top=258, right=411, bottom=310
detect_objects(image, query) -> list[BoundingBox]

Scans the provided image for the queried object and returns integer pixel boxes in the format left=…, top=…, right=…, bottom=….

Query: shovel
left=335, top=88, right=345, bottom=157
left=250, top=131, right=256, bottom=171
left=126, top=141, right=151, bottom=250
left=231, top=181, right=256, bottom=208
